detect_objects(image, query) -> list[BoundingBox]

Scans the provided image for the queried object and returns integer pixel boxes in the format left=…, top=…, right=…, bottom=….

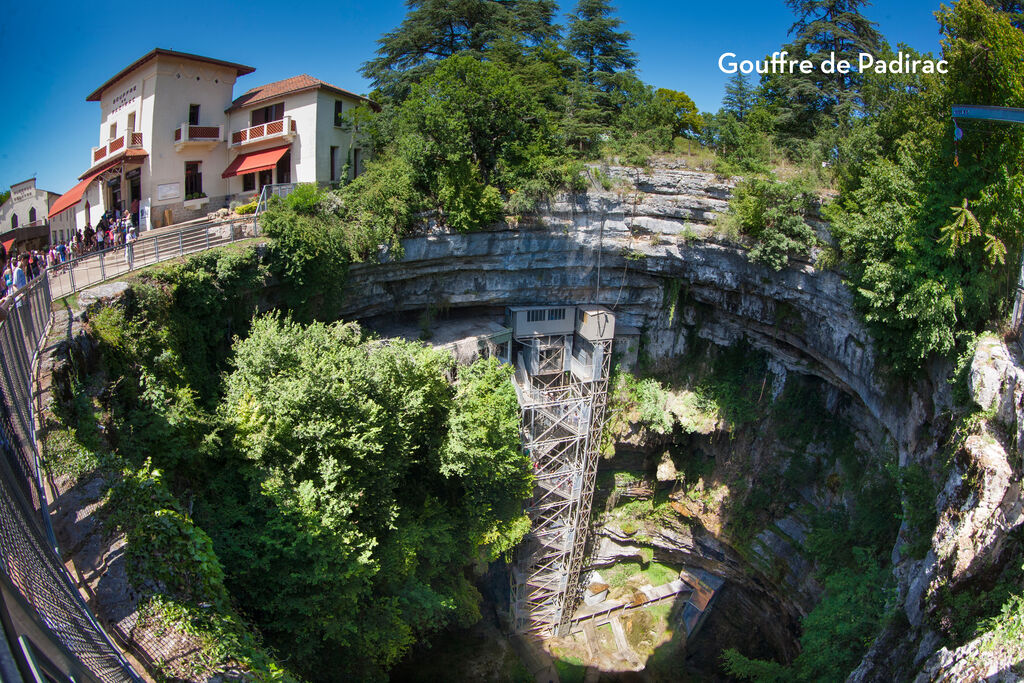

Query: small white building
left=49, top=49, right=376, bottom=235
left=223, top=74, right=374, bottom=203
left=0, top=178, right=60, bottom=252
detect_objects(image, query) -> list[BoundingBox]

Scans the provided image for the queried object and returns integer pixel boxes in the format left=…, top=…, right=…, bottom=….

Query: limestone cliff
left=339, top=160, right=1020, bottom=679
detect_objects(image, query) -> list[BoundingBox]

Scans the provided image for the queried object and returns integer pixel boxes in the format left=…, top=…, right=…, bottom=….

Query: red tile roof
left=228, top=74, right=378, bottom=112
left=87, top=49, right=255, bottom=102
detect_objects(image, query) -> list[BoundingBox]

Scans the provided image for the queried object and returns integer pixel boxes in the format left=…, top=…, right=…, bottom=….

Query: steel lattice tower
left=507, top=305, right=613, bottom=637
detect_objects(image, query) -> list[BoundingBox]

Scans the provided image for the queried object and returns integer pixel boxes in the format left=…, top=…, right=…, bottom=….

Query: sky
left=0, top=0, right=947, bottom=196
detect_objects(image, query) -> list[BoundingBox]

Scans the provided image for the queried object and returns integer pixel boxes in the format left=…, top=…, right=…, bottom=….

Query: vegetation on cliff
left=46, top=244, right=528, bottom=681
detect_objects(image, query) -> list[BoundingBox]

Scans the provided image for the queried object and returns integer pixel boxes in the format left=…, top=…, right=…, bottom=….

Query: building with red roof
left=49, top=49, right=375, bottom=234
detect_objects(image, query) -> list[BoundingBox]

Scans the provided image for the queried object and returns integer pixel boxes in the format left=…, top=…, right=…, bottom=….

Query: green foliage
left=727, top=176, right=818, bottom=270
left=442, top=357, right=534, bottom=554
left=894, top=462, right=938, bottom=559
left=219, top=315, right=528, bottom=680
left=828, top=0, right=1024, bottom=373
left=566, top=0, right=637, bottom=92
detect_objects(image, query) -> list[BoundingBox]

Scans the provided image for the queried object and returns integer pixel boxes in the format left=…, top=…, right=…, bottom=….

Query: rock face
left=341, top=164, right=944, bottom=465
left=340, top=162, right=1024, bottom=679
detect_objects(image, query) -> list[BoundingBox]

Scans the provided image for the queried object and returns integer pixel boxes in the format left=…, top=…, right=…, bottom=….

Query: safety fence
left=47, top=218, right=259, bottom=301
left=0, top=275, right=140, bottom=681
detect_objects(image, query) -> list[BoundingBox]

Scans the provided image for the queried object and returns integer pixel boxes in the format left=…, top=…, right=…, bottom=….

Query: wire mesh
left=0, top=276, right=139, bottom=681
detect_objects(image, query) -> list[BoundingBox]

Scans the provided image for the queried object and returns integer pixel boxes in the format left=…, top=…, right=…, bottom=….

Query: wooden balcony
left=91, top=132, right=144, bottom=167
left=174, top=123, right=223, bottom=151
left=229, top=116, right=295, bottom=147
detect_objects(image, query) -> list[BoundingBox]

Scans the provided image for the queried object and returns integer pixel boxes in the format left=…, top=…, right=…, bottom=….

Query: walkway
left=46, top=218, right=258, bottom=301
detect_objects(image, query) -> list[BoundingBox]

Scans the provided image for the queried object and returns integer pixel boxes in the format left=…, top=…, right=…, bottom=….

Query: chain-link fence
left=0, top=276, right=140, bottom=681
left=48, top=218, right=260, bottom=301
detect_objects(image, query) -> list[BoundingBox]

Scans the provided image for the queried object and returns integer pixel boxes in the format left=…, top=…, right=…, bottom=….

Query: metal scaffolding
left=508, top=305, right=614, bottom=637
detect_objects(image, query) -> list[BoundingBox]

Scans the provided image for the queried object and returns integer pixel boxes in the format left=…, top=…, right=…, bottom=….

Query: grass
left=605, top=560, right=680, bottom=589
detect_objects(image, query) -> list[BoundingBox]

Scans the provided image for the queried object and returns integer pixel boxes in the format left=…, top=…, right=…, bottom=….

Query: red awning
left=49, top=152, right=147, bottom=219
left=49, top=168, right=105, bottom=219
left=2, top=239, right=14, bottom=253
left=223, top=144, right=290, bottom=178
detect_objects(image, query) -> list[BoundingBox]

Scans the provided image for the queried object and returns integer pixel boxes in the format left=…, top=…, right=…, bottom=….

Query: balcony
left=91, top=132, right=143, bottom=167
left=229, top=116, right=295, bottom=147
left=174, top=123, right=223, bottom=151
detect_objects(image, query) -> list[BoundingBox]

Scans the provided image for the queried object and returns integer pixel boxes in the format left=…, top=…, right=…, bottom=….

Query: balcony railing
left=173, top=123, right=223, bottom=151
left=230, top=116, right=295, bottom=147
left=91, top=131, right=143, bottom=166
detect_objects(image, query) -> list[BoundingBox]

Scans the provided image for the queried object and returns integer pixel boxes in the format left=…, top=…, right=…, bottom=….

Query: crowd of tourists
left=0, top=206, right=139, bottom=300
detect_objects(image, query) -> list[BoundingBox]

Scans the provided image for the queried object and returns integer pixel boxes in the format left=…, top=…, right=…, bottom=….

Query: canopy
left=2, top=239, right=14, bottom=253
left=50, top=151, right=148, bottom=219
left=49, top=168, right=106, bottom=219
left=222, top=144, right=290, bottom=178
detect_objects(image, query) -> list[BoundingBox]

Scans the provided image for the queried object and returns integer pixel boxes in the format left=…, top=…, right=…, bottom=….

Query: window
left=334, top=100, right=344, bottom=127
left=127, top=112, right=136, bottom=132
left=10, top=214, right=17, bottom=229
left=184, top=161, right=203, bottom=197
left=547, top=308, right=566, bottom=321
left=330, top=146, right=339, bottom=182
left=109, top=122, right=117, bottom=140
left=188, top=104, right=200, bottom=126
left=251, top=103, right=284, bottom=126
left=242, top=173, right=255, bottom=192
left=527, top=310, right=545, bottom=323
left=28, top=207, right=36, bottom=223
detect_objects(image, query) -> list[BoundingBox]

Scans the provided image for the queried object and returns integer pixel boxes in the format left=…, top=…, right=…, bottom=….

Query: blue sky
left=0, top=0, right=945, bottom=195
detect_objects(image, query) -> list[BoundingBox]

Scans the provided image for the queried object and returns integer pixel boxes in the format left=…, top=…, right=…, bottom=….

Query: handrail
left=0, top=274, right=141, bottom=680
left=46, top=217, right=260, bottom=301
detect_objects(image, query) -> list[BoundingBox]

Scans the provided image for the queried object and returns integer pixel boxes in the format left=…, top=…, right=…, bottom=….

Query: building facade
left=0, top=178, right=60, bottom=252
left=49, top=49, right=375, bottom=234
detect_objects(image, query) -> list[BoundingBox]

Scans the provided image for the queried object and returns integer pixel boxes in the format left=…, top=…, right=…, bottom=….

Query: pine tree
left=361, top=0, right=561, bottom=102
left=565, top=0, right=637, bottom=89
left=771, top=0, right=884, bottom=137
left=722, top=73, right=756, bottom=121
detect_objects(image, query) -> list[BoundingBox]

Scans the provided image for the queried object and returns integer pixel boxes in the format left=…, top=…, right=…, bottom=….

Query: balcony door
left=251, top=103, right=284, bottom=126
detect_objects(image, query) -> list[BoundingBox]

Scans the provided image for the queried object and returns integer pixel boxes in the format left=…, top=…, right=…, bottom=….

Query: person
left=125, top=227, right=136, bottom=269
left=12, top=255, right=27, bottom=293
left=95, top=225, right=105, bottom=252
left=83, top=224, right=94, bottom=252
left=131, top=198, right=140, bottom=230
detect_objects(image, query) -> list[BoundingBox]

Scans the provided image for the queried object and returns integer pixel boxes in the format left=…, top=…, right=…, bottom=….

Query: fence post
left=179, top=232, right=183, bottom=256
left=69, top=265, right=76, bottom=293
left=229, top=221, right=235, bottom=243
left=154, top=236, right=160, bottom=263
left=99, top=252, right=106, bottom=281
left=206, top=226, right=210, bottom=250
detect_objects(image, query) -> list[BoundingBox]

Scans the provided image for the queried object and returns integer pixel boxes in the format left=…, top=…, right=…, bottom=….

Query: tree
left=361, top=0, right=562, bottom=102
left=722, top=72, right=756, bottom=121
left=565, top=0, right=637, bottom=90
left=219, top=315, right=529, bottom=680
left=983, top=0, right=1024, bottom=29
left=654, top=87, right=703, bottom=137
left=770, top=0, right=884, bottom=137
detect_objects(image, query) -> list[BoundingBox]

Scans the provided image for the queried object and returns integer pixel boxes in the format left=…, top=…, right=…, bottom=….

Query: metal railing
left=47, top=218, right=260, bottom=301
left=0, top=276, right=140, bottom=681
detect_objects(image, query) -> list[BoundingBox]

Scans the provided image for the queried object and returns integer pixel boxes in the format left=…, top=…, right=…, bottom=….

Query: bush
left=727, top=176, right=818, bottom=270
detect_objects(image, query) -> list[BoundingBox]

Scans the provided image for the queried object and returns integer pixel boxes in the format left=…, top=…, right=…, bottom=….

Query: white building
left=49, top=49, right=375, bottom=234
left=0, top=178, right=60, bottom=253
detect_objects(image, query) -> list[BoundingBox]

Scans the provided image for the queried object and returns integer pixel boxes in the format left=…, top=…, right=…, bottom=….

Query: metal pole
left=179, top=231, right=183, bottom=257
